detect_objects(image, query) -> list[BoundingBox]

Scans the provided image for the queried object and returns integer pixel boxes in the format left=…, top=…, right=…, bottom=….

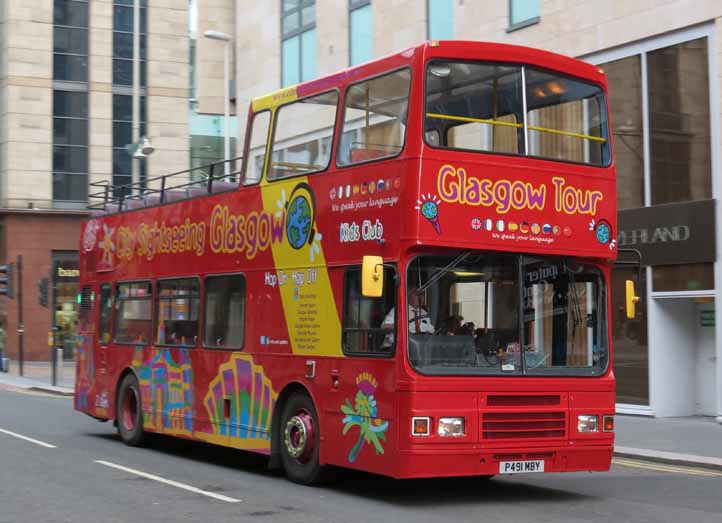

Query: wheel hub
left=284, top=409, right=314, bottom=463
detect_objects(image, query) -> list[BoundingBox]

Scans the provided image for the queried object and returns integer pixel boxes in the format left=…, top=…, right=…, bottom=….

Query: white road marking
left=94, top=460, right=241, bottom=503
left=0, top=427, right=57, bottom=448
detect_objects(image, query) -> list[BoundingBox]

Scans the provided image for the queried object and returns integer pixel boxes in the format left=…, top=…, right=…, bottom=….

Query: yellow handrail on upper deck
left=426, top=112, right=608, bottom=144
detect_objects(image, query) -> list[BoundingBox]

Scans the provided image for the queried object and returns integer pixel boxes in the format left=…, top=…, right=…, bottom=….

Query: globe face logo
left=285, top=194, right=313, bottom=249
left=596, top=223, right=611, bottom=244
left=421, top=201, right=438, bottom=220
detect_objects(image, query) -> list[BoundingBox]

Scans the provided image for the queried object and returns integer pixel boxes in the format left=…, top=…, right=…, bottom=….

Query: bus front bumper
left=393, top=444, right=613, bottom=479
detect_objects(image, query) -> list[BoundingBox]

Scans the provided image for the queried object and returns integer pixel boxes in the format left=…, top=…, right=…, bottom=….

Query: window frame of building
left=585, top=25, right=717, bottom=297
left=112, top=94, right=147, bottom=196
left=203, top=274, right=247, bottom=350
left=342, top=265, right=397, bottom=357
left=53, top=0, right=89, bottom=83
left=281, top=0, right=317, bottom=87
left=113, top=280, right=153, bottom=345
left=52, top=90, right=89, bottom=203
left=349, top=0, right=372, bottom=66
left=507, top=0, right=540, bottom=32
left=112, top=0, right=148, bottom=88
left=155, top=277, right=201, bottom=348
left=426, top=0, right=453, bottom=40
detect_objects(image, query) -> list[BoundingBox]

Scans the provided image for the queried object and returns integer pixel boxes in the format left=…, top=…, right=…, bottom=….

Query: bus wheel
left=279, top=393, right=325, bottom=485
left=117, top=373, right=144, bottom=446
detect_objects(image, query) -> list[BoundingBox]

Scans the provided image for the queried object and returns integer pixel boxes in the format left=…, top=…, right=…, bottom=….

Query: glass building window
left=281, top=0, right=317, bottom=87
left=648, top=39, right=711, bottom=205
left=508, top=0, right=540, bottom=30
left=427, top=0, right=453, bottom=40
left=112, top=94, right=147, bottom=195
left=113, top=0, right=147, bottom=87
left=349, top=0, right=372, bottom=66
left=53, top=91, right=88, bottom=202
left=53, top=0, right=88, bottom=82
left=604, top=55, right=644, bottom=210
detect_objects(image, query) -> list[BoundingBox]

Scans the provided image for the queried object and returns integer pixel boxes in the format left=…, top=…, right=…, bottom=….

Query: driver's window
left=342, top=266, right=396, bottom=355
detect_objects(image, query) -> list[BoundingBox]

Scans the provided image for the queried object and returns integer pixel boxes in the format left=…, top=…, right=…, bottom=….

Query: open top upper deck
left=85, top=40, right=616, bottom=274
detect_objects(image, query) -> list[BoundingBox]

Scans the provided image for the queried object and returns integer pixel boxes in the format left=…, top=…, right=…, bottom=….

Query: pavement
left=1, top=362, right=720, bottom=472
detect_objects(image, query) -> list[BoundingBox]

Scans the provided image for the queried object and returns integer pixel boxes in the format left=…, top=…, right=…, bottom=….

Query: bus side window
left=98, top=283, right=112, bottom=345
left=203, top=274, right=246, bottom=350
left=337, top=68, right=411, bottom=166
left=156, top=278, right=200, bottom=347
left=342, top=266, right=396, bottom=355
left=114, top=281, right=153, bottom=345
left=242, top=110, right=271, bottom=185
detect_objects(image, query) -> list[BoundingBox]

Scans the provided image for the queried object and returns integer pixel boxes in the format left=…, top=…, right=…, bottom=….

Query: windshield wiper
left=416, top=250, right=472, bottom=293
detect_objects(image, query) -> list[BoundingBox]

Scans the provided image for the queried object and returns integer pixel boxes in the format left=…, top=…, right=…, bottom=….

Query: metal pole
left=223, top=40, right=231, bottom=178
left=17, top=255, right=23, bottom=376
left=131, top=0, right=141, bottom=192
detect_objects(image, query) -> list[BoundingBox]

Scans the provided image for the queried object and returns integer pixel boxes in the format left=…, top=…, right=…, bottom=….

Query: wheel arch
left=113, top=367, right=139, bottom=424
left=268, top=381, right=320, bottom=470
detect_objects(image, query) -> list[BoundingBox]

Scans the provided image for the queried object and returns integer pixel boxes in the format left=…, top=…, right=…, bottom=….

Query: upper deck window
left=269, top=90, right=338, bottom=180
left=338, top=68, right=411, bottom=166
left=425, top=61, right=610, bottom=167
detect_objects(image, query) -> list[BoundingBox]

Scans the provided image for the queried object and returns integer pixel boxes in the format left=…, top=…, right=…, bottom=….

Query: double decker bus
left=76, top=41, right=633, bottom=484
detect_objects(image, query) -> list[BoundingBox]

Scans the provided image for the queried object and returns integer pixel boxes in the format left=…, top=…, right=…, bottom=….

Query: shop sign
left=57, top=267, right=80, bottom=278
left=617, top=200, right=716, bottom=266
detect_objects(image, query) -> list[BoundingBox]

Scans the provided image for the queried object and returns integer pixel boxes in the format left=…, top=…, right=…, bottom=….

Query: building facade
left=232, top=0, right=722, bottom=420
left=0, top=0, right=190, bottom=361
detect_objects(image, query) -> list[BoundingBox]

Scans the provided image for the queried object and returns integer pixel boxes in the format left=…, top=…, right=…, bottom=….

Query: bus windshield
left=406, top=253, right=608, bottom=376
left=424, top=60, right=610, bottom=166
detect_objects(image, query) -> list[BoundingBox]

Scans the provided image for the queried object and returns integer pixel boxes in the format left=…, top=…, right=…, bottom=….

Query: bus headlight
left=577, top=415, right=599, bottom=433
left=438, top=417, right=465, bottom=437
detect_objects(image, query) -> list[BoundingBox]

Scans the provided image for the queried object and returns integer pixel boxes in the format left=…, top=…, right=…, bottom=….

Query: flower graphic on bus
left=277, top=183, right=323, bottom=262
left=416, top=193, right=442, bottom=235
left=340, top=372, right=389, bottom=463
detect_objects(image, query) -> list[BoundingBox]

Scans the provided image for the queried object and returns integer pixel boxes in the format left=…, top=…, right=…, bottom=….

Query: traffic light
left=0, top=263, right=14, bottom=299
left=39, top=277, right=49, bottom=308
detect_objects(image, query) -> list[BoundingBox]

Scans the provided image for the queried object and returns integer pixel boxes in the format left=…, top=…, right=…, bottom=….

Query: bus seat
left=104, top=203, right=119, bottom=214
left=163, top=190, right=186, bottom=202
left=185, top=186, right=208, bottom=198
left=210, top=181, right=239, bottom=193
left=143, top=194, right=160, bottom=207
left=124, top=198, right=144, bottom=210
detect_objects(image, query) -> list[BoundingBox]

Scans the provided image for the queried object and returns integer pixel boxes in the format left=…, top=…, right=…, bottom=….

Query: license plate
left=499, top=460, right=545, bottom=474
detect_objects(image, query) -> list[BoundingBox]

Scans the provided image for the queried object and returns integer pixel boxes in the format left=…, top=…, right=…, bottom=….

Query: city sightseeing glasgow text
left=436, top=164, right=603, bottom=215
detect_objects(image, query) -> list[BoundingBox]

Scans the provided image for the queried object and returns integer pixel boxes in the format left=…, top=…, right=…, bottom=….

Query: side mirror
left=625, top=280, right=640, bottom=319
left=361, top=255, right=384, bottom=298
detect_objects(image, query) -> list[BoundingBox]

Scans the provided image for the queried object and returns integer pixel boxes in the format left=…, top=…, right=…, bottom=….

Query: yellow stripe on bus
left=252, top=86, right=298, bottom=112
left=259, top=177, right=343, bottom=357
left=426, top=112, right=608, bottom=143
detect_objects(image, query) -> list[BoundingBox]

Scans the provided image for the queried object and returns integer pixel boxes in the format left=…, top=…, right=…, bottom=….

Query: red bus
left=76, top=41, right=628, bottom=484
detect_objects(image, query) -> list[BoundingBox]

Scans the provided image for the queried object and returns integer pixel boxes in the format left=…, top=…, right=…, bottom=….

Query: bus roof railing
left=88, top=155, right=243, bottom=215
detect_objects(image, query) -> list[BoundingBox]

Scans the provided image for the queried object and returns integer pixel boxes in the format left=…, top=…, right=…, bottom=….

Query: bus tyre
left=117, top=373, right=144, bottom=446
left=279, top=393, right=326, bottom=485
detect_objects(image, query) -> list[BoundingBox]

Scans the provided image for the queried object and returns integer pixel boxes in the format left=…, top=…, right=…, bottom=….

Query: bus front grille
left=482, top=411, right=566, bottom=440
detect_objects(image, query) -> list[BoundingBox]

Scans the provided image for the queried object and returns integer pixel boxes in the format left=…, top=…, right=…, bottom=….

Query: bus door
left=328, top=266, right=396, bottom=471
left=93, top=283, right=113, bottom=412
